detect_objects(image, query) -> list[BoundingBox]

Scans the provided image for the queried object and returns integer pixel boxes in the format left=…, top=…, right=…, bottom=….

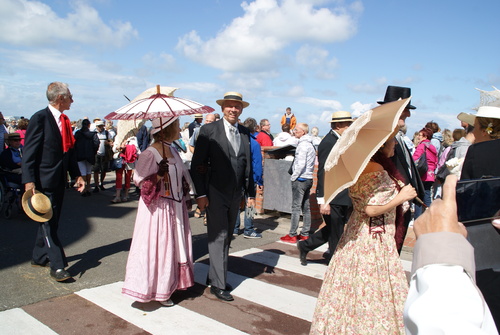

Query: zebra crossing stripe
left=193, top=262, right=318, bottom=322
left=229, top=248, right=326, bottom=279
left=76, top=281, right=246, bottom=335
left=0, top=308, right=58, bottom=335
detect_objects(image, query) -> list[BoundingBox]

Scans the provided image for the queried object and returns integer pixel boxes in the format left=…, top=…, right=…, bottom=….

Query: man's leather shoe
left=31, top=259, right=49, bottom=268
left=50, top=268, right=72, bottom=282
left=206, top=277, right=233, bottom=291
left=210, top=286, right=234, bottom=301
left=297, top=241, right=308, bottom=266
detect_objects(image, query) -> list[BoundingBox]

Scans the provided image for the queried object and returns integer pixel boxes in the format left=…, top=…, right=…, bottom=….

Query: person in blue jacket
left=234, top=117, right=263, bottom=239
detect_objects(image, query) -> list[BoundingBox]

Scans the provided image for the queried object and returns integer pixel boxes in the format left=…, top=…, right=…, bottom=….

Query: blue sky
left=1, top=0, right=499, bottom=137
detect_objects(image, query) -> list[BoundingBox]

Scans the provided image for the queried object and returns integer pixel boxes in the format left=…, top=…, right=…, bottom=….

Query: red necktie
left=60, top=113, right=75, bottom=152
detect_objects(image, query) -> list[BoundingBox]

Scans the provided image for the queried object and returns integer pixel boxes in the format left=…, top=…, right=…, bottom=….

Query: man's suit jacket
left=461, top=139, right=500, bottom=180
left=393, top=132, right=425, bottom=202
left=316, top=129, right=351, bottom=206
left=22, top=107, right=80, bottom=191
left=190, top=120, right=255, bottom=200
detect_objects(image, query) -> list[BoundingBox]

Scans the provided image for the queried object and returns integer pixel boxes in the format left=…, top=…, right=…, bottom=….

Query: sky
left=1, top=0, right=499, bottom=137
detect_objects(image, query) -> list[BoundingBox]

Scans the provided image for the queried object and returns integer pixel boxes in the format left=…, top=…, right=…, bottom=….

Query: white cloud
left=306, top=109, right=333, bottom=127
left=176, top=0, right=360, bottom=72
left=1, top=48, right=123, bottom=81
left=350, top=101, right=376, bottom=117
left=297, top=96, right=342, bottom=110
left=296, top=44, right=338, bottom=79
left=0, top=0, right=138, bottom=47
left=175, top=82, right=222, bottom=93
left=286, top=85, right=304, bottom=97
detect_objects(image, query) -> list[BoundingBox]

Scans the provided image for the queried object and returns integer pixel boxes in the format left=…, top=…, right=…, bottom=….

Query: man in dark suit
left=378, top=85, right=424, bottom=253
left=190, top=92, right=255, bottom=301
left=22, top=82, right=85, bottom=282
left=297, top=111, right=353, bottom=265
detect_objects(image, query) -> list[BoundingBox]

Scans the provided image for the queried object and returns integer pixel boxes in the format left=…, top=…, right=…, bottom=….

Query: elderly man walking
left=22, top=82, right=85, bottom=282
left=280, top=123, right=316, bottom=243
left=190, top=92, right=255, bottom=302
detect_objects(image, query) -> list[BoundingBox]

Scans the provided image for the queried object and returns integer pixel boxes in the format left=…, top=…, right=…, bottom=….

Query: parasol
left=105, top=85, right=214, bottom=121
left=111, top=87, right=178, bottom=147
left=323, top=98, right=411, bottom=204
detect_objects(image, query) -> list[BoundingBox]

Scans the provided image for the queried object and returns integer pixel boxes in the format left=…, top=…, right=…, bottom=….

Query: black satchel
left=415, top=143, right=429, bottom=177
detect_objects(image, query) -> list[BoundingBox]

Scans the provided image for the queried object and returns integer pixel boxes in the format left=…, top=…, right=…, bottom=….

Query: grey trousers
left=289, top=179, right=313, bottom=237
left=206, top=186, right=242, bottom=289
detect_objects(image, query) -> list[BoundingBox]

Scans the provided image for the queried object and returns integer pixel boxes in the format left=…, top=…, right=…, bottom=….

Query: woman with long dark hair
left=310, top=136, right=417, bottom=335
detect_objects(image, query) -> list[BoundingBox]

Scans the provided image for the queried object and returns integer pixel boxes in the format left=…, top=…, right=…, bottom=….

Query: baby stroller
left=0, top=167, right=23, bottom=219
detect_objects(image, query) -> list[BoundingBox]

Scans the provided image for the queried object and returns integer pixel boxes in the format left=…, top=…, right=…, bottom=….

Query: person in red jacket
left=256, top=119, right=273, bottom=146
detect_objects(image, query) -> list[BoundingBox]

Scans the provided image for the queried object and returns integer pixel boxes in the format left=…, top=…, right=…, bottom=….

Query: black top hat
left=377, top=86, right=416, bottom=109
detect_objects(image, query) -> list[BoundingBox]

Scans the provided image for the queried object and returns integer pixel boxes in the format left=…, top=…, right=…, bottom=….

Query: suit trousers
left=301, top=204, right=351, bottom=258
left=32, top=186, right=68, bottom=270
left=206, top=186, right=242, bottom=289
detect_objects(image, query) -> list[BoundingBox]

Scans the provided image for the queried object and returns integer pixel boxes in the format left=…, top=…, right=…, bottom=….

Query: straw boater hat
left=216, top=92, right=250, bottom=109
left=378, top=86, right=416, bottom=109
left=330, top=111, right=353, bottom=123
left=458, top=106, right=500, bottom=125
left=22, top=190, right=53, bottom=222
left=193, top=114, right=203, bottom=119
left=150, top=116, right=178, bottom=135
left=7, top=133, right=23, bottom=141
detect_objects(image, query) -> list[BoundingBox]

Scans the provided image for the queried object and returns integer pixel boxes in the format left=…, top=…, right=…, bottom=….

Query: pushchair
left=0, top=167, right=23, bottom=219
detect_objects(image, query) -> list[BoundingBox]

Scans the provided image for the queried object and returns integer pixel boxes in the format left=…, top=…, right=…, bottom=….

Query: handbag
left=110, top=157, right=123, bottom=171
left=415, top=143, right=428, bottom=177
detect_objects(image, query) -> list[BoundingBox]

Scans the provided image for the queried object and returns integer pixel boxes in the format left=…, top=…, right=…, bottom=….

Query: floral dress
left=122, top=145, right=194, bottom=303
left=310, top=170, right=408, bottom=335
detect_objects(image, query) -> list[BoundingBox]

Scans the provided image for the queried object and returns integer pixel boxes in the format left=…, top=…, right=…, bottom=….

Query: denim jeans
left=234, top=207, right=254, bottom=235
left=290, top=179, right=313, bottom=237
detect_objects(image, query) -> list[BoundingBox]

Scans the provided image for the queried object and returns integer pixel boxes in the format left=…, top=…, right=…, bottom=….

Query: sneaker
left=298, top=235, right=309, bottom=241
left=280, top=234, right=298, bottom=243
left=233, top=229, right=240, bottom=237
left=244, top=231, right=262, bottom=239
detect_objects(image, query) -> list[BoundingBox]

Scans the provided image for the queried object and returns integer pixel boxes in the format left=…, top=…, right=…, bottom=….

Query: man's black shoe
left=99, top=184, right=105, bottom=191
left=210, top=286, right=234, bottom=301
left=50, top=268, right=72, bottom=282
left=297, top=241, right=308, bottom=266
left=93, top=187, right=100, bottom=193
left=206, top=277, right=233, bottom=291
left=31, top=259, right=49, bottom=268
